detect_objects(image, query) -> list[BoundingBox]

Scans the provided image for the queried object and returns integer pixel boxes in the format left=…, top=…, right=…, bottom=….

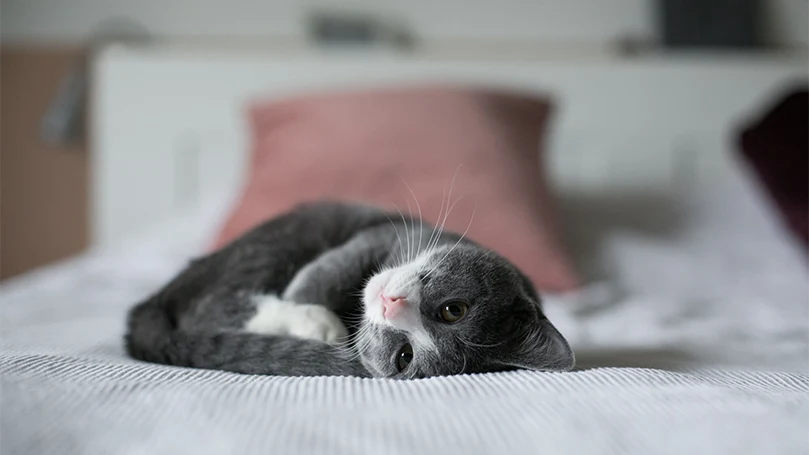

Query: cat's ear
left=501, top=314, right=575, bottom=372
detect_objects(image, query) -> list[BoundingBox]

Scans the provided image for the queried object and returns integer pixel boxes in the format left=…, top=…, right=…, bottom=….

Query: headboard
left=91, top=45, right=807, bottom=249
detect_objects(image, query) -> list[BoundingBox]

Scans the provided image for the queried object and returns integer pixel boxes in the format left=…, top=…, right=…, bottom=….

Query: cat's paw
left=287, top=304, right=348, bottom=344
left=245, top=295, right=348, bottom=344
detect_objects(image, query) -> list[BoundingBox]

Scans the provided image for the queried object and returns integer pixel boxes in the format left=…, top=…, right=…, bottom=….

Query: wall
left=3, top=0, right=807, bottom=47
left=0, top=0, right=806, bottom=278
left=0, top=47, right=90, bottom=280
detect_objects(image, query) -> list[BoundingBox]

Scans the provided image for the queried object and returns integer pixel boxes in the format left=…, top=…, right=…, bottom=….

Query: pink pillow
left=212, top=85, right=579, bottom=292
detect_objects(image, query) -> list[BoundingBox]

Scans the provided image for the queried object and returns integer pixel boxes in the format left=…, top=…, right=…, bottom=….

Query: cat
left=125, top=201, right=575, bottom=379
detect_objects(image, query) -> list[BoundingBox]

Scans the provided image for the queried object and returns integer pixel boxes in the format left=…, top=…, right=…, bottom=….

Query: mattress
left=2, top=158, right=808, bottom=455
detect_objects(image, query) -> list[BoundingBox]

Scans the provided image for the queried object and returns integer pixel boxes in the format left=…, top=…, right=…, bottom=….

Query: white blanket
left=2, top=161, right=807, bottom=454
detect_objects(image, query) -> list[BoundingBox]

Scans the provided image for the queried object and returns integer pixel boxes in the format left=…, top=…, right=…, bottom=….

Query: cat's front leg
left=244, top=295, right=348, bottom=344
left=281, top=226, right=398, bottom=313
left=265, top=227, right=396, bottom=345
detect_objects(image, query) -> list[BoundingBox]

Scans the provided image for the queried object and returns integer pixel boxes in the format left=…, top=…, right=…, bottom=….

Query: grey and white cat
left=125, top=201, right=574, bottom=379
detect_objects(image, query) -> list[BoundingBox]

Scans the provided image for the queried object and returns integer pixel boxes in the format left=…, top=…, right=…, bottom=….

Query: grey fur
left=125, top=201, right=574, bottom=378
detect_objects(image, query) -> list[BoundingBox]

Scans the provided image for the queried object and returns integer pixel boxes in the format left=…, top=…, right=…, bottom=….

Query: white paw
left=245, top=295, right=348, bottom=344
left=287, top=304, right=348, bottom=344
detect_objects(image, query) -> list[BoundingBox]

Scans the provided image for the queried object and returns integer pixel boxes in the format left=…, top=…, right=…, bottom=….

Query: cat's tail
left=124, top=299, right=369, bottom=377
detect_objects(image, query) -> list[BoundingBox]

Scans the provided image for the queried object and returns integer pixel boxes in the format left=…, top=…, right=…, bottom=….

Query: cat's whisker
left=431, top=195, right=464, bottom=254
left=338, top=336, right=359, bottom=352
left=333, top=344, right=364, bottom=363
left=381, top=204, right=406, bottom=265
left=427, top=185, right=447, bottom=253
left=339, top=314, right=367, bottom=324
left=341, top=347, right=367, bottom=363
left=457, top=336, right=509, bottom=349
left=331, top=340, right=354, bottom=351
left=423, top=203, right=476, bottom=279
left=336, top=330, right=362, bottom=350
left=401, top=193, right=415, bottom=263
left=428, top=166, right=462, bottom=254
left=427, top=188, right=449, bottom=254
left=397, top=174, right=425, bottom=262
left=352, top=334, right=372, bottom=353
left=459, top=352, right=468, bottom=375
left=390, top=203, right=410, bottom=267
left=348, top=287, right=366, bottom=297
left=371, top=257, right=393, bottom=279
left=347, top=337, right=368, bottom=355
left=341, top=328, right=374, bottom=361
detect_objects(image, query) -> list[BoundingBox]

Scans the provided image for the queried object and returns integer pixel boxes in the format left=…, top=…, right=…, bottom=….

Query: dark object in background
left=40, top=17, right=152, bottom=146
left=657, top=0, right=762, bottom=49
left=40, top=61, right=87, bottom=146
left=738, top=87, right=809, bottom=249
left=307, top=11, right=414, bottom=50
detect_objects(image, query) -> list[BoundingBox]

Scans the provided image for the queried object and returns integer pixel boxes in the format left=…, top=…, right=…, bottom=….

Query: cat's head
left=357, top=243, right=574, bottom=379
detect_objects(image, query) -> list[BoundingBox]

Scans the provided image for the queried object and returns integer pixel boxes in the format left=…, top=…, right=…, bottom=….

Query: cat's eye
left=439, top=300, right=469, bottom=323
left=396, top=344, right=413, bottom=371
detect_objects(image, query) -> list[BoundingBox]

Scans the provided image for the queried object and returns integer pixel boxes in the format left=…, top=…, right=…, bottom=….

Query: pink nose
left=381, top=295, right=407, bottom=319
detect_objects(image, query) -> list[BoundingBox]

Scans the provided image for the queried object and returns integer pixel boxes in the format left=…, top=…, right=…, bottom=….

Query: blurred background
left=1, top=0, right=807, bottom=280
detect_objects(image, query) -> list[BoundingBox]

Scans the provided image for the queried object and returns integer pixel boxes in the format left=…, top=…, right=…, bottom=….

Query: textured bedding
left=2, top=159, right=808, bottom=454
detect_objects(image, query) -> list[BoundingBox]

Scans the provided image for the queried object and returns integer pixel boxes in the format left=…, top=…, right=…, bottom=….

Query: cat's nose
left=381, top=294, right=407, bottom=319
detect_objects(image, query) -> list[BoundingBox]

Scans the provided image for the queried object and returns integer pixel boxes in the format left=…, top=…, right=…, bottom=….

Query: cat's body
left=125, top=201, right=574, bottom=379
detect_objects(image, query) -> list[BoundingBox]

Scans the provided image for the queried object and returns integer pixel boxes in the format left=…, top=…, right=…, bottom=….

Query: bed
left=2, top=46, right=808, bottom=454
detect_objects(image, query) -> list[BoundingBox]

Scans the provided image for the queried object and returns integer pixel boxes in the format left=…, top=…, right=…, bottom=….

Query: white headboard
left=91, top=45, right=807, bottom=249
